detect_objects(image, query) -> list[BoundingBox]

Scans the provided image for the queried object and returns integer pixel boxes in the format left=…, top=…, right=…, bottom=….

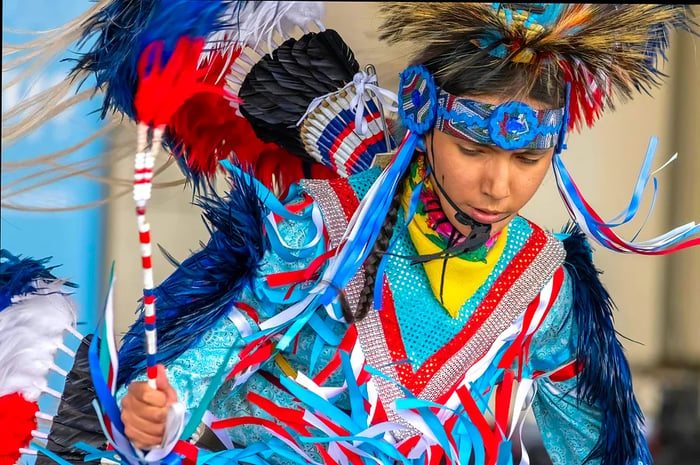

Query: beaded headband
left=398, top=64, right=565, bottom=150
left=435, top=90, right=565, bottom=150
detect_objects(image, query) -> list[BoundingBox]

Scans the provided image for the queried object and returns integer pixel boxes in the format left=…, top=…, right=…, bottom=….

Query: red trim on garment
left=498, top=266, right=565, bottom=376
left=376, top=225, right=548, bottom=395
left=522, top=266, right=565, bottom=368
left=328, top=178, right=360, bottom=222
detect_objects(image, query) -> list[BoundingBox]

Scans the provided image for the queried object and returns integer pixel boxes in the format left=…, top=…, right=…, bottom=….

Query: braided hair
left=343, top=170, right=408, bottom=323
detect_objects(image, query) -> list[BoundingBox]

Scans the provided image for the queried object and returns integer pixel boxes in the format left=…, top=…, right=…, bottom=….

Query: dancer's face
left=425, top=95, right=555, bottom=237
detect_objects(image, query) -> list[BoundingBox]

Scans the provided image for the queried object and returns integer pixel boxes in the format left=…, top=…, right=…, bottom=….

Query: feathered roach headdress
left=377, top=3, right=696, bottom=131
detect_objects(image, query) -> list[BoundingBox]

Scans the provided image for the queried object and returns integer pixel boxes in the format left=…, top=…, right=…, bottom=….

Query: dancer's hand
left=121, top=364, right=178, bottom=449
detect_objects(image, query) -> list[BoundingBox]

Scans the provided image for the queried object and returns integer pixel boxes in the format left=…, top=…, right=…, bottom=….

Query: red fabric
left=0, top=393, right=38, bottom=465
left=456, top=387, right=497, bottom=463
left=374, top=224, right=549, bottom=396
left=172, top=440, right=199, bottom=465
left=312, top=325, right=358, bottom=386
left=494, top=370, right=515, bottom=439
left=227, top=340, right=275, bottom=379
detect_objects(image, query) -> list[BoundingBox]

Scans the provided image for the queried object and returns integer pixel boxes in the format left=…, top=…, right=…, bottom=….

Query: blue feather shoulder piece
left=117, top=167, right=268, bottom=386
left=0, top=250, right=77, bottom=312
left=560, top=222, right=651, bottom=465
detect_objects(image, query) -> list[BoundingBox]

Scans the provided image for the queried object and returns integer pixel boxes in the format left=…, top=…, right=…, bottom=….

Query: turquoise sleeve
left=526, top=267, right=604, bottom=465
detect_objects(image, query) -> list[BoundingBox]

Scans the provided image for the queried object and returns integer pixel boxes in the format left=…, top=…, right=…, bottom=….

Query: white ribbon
left=348, top=70, right=398, bottom=136
left=296, top=70, right=398, bottom=136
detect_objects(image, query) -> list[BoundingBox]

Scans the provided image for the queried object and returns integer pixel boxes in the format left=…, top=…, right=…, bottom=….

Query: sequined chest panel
left=301, top=174, right=566, bottom=416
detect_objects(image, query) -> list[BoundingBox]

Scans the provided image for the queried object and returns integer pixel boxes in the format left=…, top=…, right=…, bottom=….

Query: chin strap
left=426, top=129, right=492, bottom=253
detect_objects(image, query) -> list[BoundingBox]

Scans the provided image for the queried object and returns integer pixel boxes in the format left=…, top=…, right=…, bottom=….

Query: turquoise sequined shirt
left=118, top=169, right=604, bottom=464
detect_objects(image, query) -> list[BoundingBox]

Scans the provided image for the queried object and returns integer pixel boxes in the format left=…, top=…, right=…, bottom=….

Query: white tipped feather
left=201, top=2, right=326, bottom=64
left=0, top=279, right=77, bottom=401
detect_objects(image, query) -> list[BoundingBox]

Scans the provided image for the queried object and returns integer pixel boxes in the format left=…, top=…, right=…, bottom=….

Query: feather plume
left=0, top=250, right=76, bottom=312
left=0, top=393, right=38, bottom=465
left=377, top=3, right=697, bottom=131
left=561, top=223, right=651, bottom=465
left=134, top=36, right=229, bottom=128
left=117, top=167, right=267, bottom=386
left=70, top=0, right=233, bottom=119
left=239, top=29, right=360, bottom=157
left=0, top=279, right=77, bottom=401
left=202, top=1, right=326, bottom=61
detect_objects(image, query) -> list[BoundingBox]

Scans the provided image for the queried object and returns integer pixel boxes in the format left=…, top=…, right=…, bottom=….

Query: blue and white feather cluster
left=0, top=249, right=76, bottom=312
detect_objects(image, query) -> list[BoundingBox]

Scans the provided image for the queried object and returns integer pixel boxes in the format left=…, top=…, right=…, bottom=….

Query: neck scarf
left=400, top=154, right=507, bottom=317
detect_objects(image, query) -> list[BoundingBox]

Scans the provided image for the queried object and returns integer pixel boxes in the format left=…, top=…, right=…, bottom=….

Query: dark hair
left=343, top=173, right=406, bottom=323
left=417, top=42, right=565, bottom=109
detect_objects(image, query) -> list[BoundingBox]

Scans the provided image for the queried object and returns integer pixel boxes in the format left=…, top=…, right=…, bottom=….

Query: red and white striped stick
left=133, top=124, right=163, bottom=389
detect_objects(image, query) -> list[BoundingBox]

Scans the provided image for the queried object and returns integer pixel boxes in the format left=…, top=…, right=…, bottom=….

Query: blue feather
left=70, top=0, right=242, bottom=119
left=116, top=167, right=268, bottom=386
left=0, top=249, right=77, bottom=312
left=561, top=223, right=651, bottom=465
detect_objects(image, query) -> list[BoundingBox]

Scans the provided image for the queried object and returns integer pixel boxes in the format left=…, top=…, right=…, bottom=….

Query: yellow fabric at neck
left=400, top=180, right=508, bottom=318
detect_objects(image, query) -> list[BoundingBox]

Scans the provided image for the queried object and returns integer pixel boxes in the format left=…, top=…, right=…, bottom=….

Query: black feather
left=239, top=29, right=360, bottom=157
left=36, top=335, right=105, bottom=465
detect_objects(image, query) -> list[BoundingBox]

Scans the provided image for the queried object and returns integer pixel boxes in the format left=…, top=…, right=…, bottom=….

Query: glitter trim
left=300, top=178, right=366, bottom=313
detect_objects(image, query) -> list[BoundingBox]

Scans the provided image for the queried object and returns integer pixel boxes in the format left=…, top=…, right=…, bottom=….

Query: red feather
left=561, top=59, right=605, bottom=131
left=0, top=393, right=39, bottom=465
left=135, top=36, right=227, bottom=128
left=255, top=148, right=339, bottom=199
left=168, top=47, right=277, bottom=178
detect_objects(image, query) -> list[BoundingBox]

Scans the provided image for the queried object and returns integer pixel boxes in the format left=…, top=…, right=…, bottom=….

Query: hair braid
left=344, top=173, right=408, bottom=323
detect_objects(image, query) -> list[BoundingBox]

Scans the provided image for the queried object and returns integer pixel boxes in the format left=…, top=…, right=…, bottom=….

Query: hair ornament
left=398, top=65, right=438, bottom=135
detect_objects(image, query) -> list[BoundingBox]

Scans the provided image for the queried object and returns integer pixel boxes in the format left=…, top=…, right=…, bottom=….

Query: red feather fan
left=167, top=46, right=278, bottom=178
left=137, top=37, right=339, bottom=195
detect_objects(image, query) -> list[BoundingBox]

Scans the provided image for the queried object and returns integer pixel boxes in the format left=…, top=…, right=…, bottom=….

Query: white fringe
left=0, top=279, right=78, bottom=401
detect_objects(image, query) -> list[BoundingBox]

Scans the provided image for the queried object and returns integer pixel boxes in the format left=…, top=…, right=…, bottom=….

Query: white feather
left=0, top=279, right=77, bottom=401
left=201, top=2, right=326, bottom=64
